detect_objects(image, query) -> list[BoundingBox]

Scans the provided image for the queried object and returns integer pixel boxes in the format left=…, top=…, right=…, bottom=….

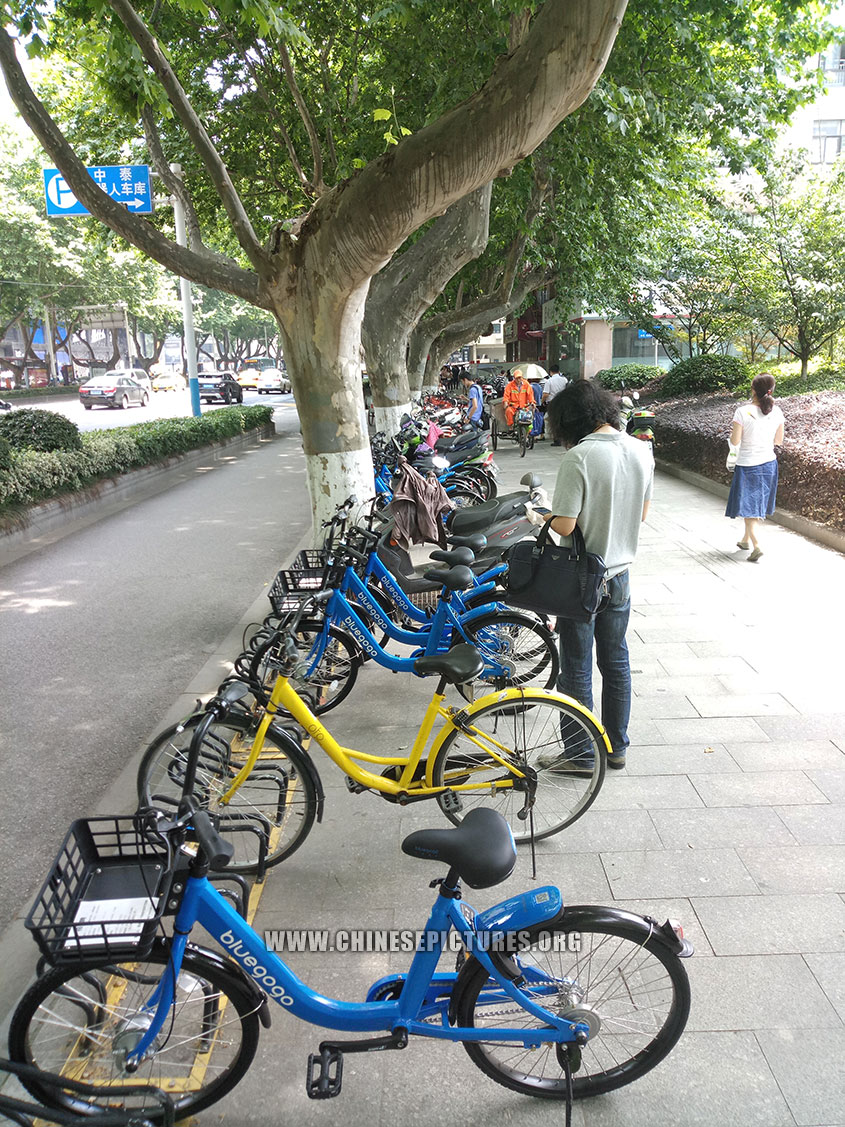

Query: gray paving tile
left=568, top=1032, right=794, bottom=1127
left=688, top=693, right=798, bottom=717
left=509, top=849, right=614, bottom=903
left=632, top=674, right=725, bottom=696
left=621, top=693, right=700, bottom=718
left=738, top=846, right=845, bottom=895
left=654, top=716, right=770, bottom=742
left=774, top=805, right=845, bottom=845
left=658, top=655, right=759, bottom=677
left=602, top=849, right=759, bottom=899
left=693, top=894, right=845, bottom=954
left=651, top=806, right=797, bottom=849
left=755, top=714, right=845, bottom=741
left=804, top=953, right=845, bottom=1022
left=757, top=1028, right=845, bottom=1126
left=591, top=775, right=705, bottom=810
left=633, top=619, right=730, bottom=643
left=627, top=716, right=666, bottom=745
left=624, top=743, right=740, bottom=775
left=806, top=770, right=845, bottom=803
left=522, top=808, right=662, bottom=854
left=729, top=741, right=845, bottom=772
left=692, top=771, right=829, bottom=807
left=687, top=954, right=843, bottom=1030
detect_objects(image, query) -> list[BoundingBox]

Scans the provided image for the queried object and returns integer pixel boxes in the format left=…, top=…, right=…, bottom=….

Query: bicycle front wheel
left=9, top=944, right=261, bottom=1122
left=459, top=610, right=558, bottom=692
left=137, top=715, right=317, bottom=872
left=250, top=622, right=360, bottom=714
left=454, top=912, right=690, bottom=1098
left=430, top=690, right=606, bottom=841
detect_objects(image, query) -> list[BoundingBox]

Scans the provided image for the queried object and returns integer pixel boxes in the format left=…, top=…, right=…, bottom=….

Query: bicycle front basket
left=26, top=816, right=173, bottom=966
left=515, top=407, right=534, bottom=424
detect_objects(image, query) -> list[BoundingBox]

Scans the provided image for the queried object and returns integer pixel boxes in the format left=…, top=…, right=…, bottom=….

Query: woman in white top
left=725, top=373, right=785, bottom=562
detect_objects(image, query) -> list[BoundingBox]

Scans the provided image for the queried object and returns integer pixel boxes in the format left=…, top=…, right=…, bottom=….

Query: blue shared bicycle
left=12, top=683, right=692, bottom=1125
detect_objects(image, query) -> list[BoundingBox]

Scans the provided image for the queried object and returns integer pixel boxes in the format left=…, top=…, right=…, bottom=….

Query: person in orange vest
left=503, top=369, right=533, bottom=427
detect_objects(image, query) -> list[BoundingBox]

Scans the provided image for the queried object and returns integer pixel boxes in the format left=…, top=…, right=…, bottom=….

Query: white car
left=256, top=368, right=291, bottom=395
left=107, top=367, right=152, bottom=395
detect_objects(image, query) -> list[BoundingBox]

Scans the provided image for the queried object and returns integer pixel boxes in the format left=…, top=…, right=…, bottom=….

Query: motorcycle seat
left=448, top=491, right=528, bottom=535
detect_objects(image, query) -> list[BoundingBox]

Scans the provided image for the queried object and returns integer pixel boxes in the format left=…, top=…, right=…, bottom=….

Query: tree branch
left=278, top=40, right=326, bottom=195
left=107, top=0, right=271, bottom=277
left=0, top=27, right=269, bottom=308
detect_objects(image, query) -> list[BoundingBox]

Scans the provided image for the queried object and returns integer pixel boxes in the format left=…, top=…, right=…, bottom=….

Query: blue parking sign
left=43, top=165, right=153, bottom=217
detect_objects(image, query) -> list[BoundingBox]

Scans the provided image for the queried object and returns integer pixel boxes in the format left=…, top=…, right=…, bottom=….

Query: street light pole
left=169, top=163, right=201, bottom=417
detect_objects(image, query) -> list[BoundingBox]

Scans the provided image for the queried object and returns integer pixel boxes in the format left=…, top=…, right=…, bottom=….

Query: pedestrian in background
left=725, top=372, right=784, bottom=563
left=542, top=363, right=569, bottom=446
left=534, top=380, right=654, bottom=773
left=503, top=368, right=533, bottom=426
left=461, top=371, right=484, bottom=430
left=528, top=372, right=545, bottom=439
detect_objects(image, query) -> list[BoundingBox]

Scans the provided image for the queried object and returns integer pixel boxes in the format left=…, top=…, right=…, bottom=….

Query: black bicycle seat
left=429, top=547, right=475, bottom=567
left=413, top=643, right=484, bottom=684
left=447, top=533, right=488, bottom=553
left=422, top=564, right=474, bottom=591
left=402, top=808, right=517, bottom=889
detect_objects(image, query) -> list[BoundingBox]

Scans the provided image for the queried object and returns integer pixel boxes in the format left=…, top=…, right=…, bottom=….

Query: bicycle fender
left=267, top=721, right=326, bottom=824
left=559, top=905, right=694, bottom=958
left=154, top=938, right=273, bottom=1027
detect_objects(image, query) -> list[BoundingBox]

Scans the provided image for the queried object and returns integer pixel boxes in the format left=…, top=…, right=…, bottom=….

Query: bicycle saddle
left=413, top=643, right=484, bottom=684
left=422, top=564, right=474, bottom=590
left=447, top=533, right=488, bottom=553
left=428, top=547, right=475, bottom=567
left=402, top=807, right=517, bottom=889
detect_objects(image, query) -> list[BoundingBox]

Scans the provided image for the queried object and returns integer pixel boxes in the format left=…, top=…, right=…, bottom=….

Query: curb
left=0, top=422, right=276, bottom=564
left=656, top=457, right=845, bottom=556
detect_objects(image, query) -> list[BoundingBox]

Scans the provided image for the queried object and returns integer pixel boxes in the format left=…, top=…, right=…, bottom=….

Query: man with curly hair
left=537, top=380, right=654, bottom=774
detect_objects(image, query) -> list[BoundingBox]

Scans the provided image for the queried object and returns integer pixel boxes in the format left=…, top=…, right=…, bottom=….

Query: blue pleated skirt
left=725, top=459, right=779, bottom=519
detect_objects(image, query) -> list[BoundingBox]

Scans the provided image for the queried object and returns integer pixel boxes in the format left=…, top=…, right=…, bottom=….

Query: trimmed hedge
left=661, top=355, right=750, bottom=397
left=0, top=385, right=82, bottom=400
left=0, top=405, right=273, bottom=513
left=595, top=363, right=659, bottom=391
left=0, top=408, right=83, bottom=452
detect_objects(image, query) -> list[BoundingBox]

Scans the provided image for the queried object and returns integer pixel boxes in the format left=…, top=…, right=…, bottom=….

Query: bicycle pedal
left=306, top=1047, right=343, bottom=1099
left=440, top=789, right=462, bottom=814
left=345, top=775, right=367, bottom=795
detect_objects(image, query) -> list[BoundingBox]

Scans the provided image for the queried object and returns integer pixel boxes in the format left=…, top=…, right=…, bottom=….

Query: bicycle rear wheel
left=9, top=944, right=260, bottom=1122
left=136, top=715, right=317, bottom=873
left=430, top=690, right=606, bottom=841
left=458, top=610, right=558, bottom=692
left=454, top=913, right=690, bottom=1097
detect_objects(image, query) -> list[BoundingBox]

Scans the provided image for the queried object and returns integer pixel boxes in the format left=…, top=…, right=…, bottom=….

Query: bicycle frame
left=125, top=867, right=582, bottom=1068
left=223, top=671, right=531, bottom=801
left=307, top=578, right=512, bottom=676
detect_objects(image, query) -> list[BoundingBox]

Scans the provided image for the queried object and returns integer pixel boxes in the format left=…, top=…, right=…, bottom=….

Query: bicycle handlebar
left=192, top=809, right=235, bottom=870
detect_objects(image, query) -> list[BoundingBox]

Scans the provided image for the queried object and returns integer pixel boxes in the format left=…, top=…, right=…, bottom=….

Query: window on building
left=812, top=119, right=845, bottom=163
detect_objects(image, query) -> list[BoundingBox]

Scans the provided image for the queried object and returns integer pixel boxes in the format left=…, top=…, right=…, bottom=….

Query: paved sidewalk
left=4, top=437, right=845, bottom=1126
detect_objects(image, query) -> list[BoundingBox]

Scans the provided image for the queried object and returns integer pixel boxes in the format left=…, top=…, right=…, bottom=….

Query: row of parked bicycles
left=4, top=473, right=691, bottom=1125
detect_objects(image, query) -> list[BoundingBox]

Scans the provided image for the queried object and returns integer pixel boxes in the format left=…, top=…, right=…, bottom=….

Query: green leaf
left=373, top=108, right=392, bottom=122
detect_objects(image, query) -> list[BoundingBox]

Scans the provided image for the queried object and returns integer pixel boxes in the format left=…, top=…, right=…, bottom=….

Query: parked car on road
left=197, top=370, right=244, bottom=404
left=107, top=367, right=152, bottom=395
left=152, top=370, right=186, bottom=392
left=79, top=374, right=150, bottom=410
left=256, top=368, right=291, bottom=395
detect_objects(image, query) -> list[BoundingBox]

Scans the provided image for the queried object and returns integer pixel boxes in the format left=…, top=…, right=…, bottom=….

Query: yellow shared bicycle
left=137, top=596, right=609, bottom=873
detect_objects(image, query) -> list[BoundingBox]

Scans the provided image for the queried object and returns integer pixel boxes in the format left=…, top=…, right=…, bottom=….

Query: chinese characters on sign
left=43, top=165, right=153, bottom=217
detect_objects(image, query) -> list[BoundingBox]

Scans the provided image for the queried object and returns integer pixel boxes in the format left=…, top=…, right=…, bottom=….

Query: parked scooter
left=620, top=389, right=656, bottom=447
left=446, top=472, right=550, bottom=570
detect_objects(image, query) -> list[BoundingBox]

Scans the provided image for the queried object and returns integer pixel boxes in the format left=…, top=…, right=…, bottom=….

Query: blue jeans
left=557, top=570, right=631, bottom=755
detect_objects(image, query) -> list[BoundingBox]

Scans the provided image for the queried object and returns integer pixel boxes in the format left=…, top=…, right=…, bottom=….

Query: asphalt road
left=0, top=401, right=310, bottom=932
left=9, top=386, right=292, bottom=431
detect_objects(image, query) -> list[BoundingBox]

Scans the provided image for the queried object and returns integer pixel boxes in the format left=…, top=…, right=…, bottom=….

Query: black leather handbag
left=504, top=522, right=608, bottom=622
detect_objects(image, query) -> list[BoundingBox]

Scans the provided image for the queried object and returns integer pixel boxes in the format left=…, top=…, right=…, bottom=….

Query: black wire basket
left=26, top=816, right=174, bottom=966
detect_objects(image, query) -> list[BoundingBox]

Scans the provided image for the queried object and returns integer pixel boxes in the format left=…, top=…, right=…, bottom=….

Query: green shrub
left=0, top=405, right=273, bottom=513
left=0, top=408, right=83, bottom=452
left=661, top=354, right=750, bottom=397
left=0, top=435, right=10, bottom=472
left=596, top=363, right=659, bottom=391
